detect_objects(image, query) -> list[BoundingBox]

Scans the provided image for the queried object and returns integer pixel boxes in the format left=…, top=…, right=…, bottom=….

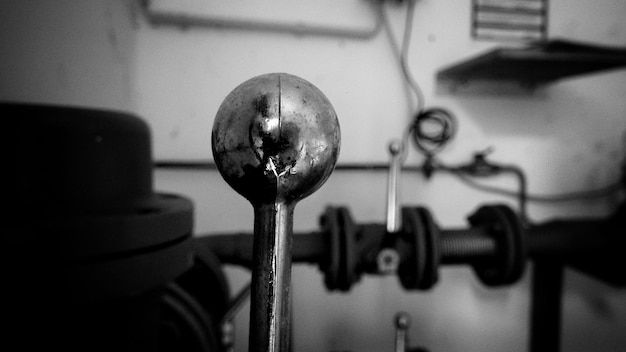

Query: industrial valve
left=211, top=73, right=340, bottom=352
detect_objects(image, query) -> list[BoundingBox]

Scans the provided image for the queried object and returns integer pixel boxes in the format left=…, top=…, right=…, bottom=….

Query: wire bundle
left=410, top=107, right=457, bottom=157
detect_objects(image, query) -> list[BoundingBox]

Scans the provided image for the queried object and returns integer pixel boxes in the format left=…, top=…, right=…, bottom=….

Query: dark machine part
left=161, top=240, right=231, bottom=352
left=527, top=201, right=626, bottom=352
left=397, top=207, right=440, bottom=290
left=211, top=73, right=341, bottom=352
left=2, top=103, right=227, bottom=352
left=467, top=205, right=526, bottom=286
left=199, top=201, right=624, bottom=352
left=200, top=202, right=625, bottom=293
left=320, top=206, right=359, bottom=291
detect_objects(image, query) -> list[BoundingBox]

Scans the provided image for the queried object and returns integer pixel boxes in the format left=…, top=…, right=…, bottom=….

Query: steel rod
left=529, top=260, right=564, bottom=352
left=250, top=202, right=294, bottom=352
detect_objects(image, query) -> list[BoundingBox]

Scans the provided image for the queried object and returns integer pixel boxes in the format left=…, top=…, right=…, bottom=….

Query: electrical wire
left=380, top=0, right=444, bottom=164
left=381, top=0, right=458, bottom=164
left=399, top=0, right=425, bottom=114
left=153, top=159, right=622, bottom=204
left=380, top=1, right=421, bottom=114
left=410, top=108, right=457, bottom=157
left=454, top=173, right=623, bottom=203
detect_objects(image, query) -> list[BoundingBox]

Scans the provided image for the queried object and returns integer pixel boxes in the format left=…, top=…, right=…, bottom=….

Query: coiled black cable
left=410, top=107, right=457, bottom=157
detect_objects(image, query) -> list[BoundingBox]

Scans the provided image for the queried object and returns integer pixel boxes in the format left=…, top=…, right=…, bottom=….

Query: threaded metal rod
left=439, top=228, right=497, bottom=264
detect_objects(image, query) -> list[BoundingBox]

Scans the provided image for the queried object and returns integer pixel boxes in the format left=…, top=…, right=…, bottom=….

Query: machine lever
left=386, top=139, right=404, bottom=233
left=212, top=73, right=340, bottom=352
left=394, top=312, right=429, bottom=352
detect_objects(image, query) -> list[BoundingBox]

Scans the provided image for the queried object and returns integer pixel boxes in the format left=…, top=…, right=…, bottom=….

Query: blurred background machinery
left=2, top=1, right=626, bottom=351
left=3, top=89, right=623, bottom=351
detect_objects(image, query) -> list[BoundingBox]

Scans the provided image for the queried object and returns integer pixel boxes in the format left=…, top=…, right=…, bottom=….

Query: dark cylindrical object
left=529, top=260, right=564, bottom=352
left=527, top=220, right=607, bottom=258
left=199, top=217, right=614, bottom=271
left=6, top=103, right=153, bottom=216
left=3, top=103, right=195, bottom=351
left=198, top=231, right=324, bottom=268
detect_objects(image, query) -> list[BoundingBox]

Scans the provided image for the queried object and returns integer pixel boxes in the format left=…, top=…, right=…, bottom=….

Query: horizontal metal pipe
left=197, top=231, right=324, bottom=268
left=197, top=217, right=610, bottom=270
left=142, top=2, right=382, bottom=41
left=526, top=220, right=607, bottom=258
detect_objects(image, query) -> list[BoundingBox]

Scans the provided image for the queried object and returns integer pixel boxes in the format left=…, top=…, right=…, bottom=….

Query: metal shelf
left=437, top=39, right=626, bottom=94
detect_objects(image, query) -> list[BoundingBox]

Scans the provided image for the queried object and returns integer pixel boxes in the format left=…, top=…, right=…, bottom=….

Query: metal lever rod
left=250, top=202, right=294, bottom=351
left=212, top=73, right=340, bottom=352
left=380, top=139, right=405, bottom=274
left=395, top=312, right=411, bottom=352
left=386, top=139, right=404, bottom=233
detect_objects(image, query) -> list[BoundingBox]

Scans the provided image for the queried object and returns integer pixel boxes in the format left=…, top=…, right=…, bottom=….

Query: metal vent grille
left=472, top=0, right=548, bottom=42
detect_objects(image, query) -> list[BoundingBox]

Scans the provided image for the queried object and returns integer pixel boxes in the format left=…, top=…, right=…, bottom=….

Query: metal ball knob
left=212, top=72, right=340, bottom=206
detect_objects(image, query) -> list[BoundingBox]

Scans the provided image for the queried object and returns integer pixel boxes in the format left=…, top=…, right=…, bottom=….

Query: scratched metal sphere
left=212, top=73, right=341, bottom=205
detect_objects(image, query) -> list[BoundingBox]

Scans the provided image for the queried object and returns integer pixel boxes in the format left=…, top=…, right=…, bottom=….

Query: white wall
left=0, top=0, right=136, bottom=111
left=1, top=0, right=625, bottom=351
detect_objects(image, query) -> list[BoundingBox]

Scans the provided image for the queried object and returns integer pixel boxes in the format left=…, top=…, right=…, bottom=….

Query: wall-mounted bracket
left=436, top=39, right=626, bottom=95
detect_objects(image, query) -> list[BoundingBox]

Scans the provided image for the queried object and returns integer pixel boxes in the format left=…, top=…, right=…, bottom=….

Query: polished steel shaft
left=386, top=139, right=404, bottom=233
left=212, top=73, right=340, bottom=352
left=251, top=202, right=293, bottom=351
